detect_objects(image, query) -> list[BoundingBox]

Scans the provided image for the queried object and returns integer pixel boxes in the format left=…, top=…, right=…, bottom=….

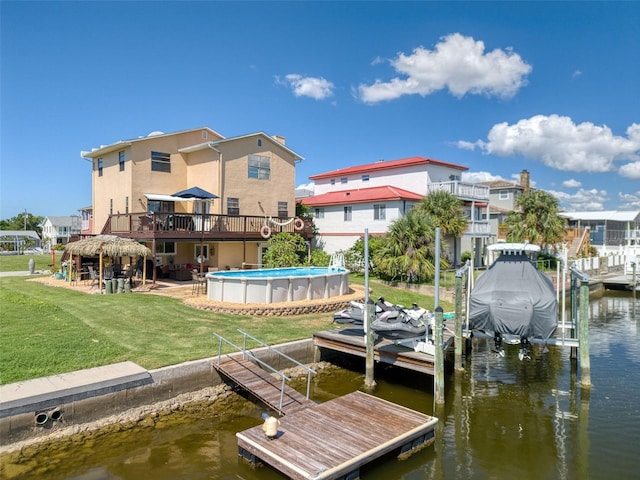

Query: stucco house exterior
left=301, top=156, right=491, bottom=266
left=80, top=127, right=310, bottom=279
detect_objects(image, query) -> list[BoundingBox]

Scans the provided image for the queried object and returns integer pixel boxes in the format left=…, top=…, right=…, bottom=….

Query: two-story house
left=477, top=169, right=531, bottom=241
left=81, top=127, right=310, bottom=279
left=301, top=156, right=491, bottom=266
left=41, top=216, right=82, bottom=250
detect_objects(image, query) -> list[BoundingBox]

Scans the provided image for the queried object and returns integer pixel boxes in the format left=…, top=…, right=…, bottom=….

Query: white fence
left=571, top=254, right=633, bottom=276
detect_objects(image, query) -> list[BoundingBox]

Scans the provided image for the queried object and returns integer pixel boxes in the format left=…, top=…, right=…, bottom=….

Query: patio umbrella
left=172, top=187, right=219, bottom=273
left=172, top=186, right=218, bottom=200
left=65, top=235, right=152, bottom=291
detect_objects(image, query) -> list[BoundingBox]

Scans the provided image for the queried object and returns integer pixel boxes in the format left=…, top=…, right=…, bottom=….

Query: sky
left=1, top=1, right=639, bottom=220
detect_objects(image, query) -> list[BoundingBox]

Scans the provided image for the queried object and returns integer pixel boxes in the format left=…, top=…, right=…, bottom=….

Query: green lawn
left=0, top=253, right=54, bottom=272
left=0, top=274, right=450, bottom=385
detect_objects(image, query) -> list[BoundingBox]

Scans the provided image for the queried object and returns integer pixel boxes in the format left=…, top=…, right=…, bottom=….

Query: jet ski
left=371, top=303, right=431, bottom=339
left=333, top=297, right=396, bottom=325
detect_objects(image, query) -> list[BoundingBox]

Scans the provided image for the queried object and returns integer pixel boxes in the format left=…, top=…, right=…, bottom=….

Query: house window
left=157, top=241, right=176, bottom=255
left=257, top=139, right=262, bottom=147
left=109, top=199, right=113, bottom=215
left=374, top=204, right=386, bottom=220
left=248, top=154, right=270, bottom=179
left=147, top=200, right=174, bottom=213
left=314, top=207, right=325, bottom=219
left=499, top=191, right=510, bottom=200
left=151, top=151, right=171, bottom=173
left=278, top=201, right=288, bottom=217
left=344, top=206, right=352, bottom=222
left=195, top=244, right=209, bottom=262
left=125, top=196, right=129, bottom=214
left=227, top=197, right=240, bottom=216
left=202, top=130, right=207, bottom=139
left=330, top=179, right=336, bottom=185
left=119, top=151, right=125, bottom=171
left=341, top=177, right=348, bottom=184
left=97, top=158, right=103, bottom=177
left=362, top=174, right=369, bottom=182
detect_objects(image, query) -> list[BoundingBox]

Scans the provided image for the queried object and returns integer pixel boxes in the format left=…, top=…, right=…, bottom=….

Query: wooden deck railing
left=101, top=212, right=312, bottom=241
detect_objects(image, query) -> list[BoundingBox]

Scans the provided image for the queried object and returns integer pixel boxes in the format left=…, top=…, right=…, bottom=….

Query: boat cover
left=469, top=253, right=558, bottom=340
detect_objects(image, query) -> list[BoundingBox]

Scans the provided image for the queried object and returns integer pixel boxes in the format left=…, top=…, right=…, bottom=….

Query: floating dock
left=237, top=390, right=437, bottom=480
left=313, top=327, right=454, bottom=375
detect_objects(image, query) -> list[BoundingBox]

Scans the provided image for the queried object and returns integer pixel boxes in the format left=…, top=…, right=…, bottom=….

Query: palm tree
left=375, top=208, right=448, bottom=282
left=505, top=190, right=567, bottom=250
left=418, top=190, right=468, bottom=263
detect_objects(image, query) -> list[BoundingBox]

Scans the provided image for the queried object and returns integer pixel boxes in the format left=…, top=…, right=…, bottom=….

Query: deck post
left=434, top=306, right=445, bottom=405
left=579, top=279, right=591, bottom=387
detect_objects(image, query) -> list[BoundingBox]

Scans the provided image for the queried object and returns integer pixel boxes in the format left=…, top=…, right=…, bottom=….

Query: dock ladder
left=212, top=330, right=317, bottom=415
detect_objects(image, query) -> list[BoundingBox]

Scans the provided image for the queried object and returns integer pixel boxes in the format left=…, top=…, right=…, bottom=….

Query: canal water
left=4, top=292, right=639, bottom=480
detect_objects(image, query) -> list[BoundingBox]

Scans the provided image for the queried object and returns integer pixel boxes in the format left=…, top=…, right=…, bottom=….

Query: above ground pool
left=206, top=267, right=349, bottom=304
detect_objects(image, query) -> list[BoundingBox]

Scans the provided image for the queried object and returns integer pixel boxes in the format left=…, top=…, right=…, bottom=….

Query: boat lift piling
left=363, top=228, right=376, bottom=391
left=570, top=266, right=591, bottom=387
left=434, top=228, right=446, bottom=406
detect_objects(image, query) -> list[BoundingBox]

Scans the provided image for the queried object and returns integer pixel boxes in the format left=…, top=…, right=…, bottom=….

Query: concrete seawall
left=0, top=338, right=316, bottom=448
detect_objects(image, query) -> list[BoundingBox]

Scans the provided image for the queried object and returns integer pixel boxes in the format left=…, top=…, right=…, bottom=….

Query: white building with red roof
left=301, top=157, right=491, bottom=264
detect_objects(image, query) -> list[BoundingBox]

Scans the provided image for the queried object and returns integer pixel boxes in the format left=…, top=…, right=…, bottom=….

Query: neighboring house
left=301, top=156, right=491, bottom=266
left=78, top=206, right=93, bottom=236
left=477, top=169, right=532, bottom=241
left=41, top=216, right=81, bottom=249
left=0, top=230, right=42, bottom=252
left=80, top=127, right=309, bottom=278
left=302, top=185, right=424, bottom=253
left=560, top=210, right=640, bottom=253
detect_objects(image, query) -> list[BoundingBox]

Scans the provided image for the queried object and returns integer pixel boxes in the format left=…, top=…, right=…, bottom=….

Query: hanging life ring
left=293, top=217, right=304, bottom=231
left=260, top=225, right=272, bottom=239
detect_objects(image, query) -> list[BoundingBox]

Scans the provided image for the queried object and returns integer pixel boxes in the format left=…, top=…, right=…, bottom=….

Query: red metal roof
left=300, top=185, right=424, bottom=206
left=309, top=156, right=468, bottom=180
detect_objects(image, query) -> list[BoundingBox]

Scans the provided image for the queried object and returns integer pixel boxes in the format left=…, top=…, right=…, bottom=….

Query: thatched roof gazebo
left=65, top=235, right=152, bottom=290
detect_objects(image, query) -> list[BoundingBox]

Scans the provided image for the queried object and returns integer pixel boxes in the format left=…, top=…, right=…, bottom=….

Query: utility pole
left=24, top=209, right=28, bottom=231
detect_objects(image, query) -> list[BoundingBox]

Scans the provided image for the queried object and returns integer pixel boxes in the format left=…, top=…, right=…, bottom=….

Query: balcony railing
left=427, top=181, right=490, bottom=201
left=102, top=212, right=312, bottom=240
left=463, top=220, right=491, bottom=237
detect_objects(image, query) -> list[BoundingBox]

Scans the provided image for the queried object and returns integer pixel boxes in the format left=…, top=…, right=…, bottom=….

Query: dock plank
left=212, top=355, right=315, bottom=415
left=314, top=328, right=454, bottom=375
left=237, top=390, right=438, bottom=480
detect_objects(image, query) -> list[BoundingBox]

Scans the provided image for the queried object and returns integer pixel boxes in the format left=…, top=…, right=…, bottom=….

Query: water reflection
left=3, top=294, right=639, bottom=480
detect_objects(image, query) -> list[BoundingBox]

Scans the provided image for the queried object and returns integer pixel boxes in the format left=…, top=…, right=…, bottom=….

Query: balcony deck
left=102, top=212, right=311, bottom=242
left=426, top=181, right=489, bottom=202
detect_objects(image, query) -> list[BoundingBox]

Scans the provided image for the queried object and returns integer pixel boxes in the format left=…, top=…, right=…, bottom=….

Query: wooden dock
left=212, top=355, right=316, bottom=415
left=237, top=390, right=438, bottom=480
left=313, top=327, right=454, bottom=375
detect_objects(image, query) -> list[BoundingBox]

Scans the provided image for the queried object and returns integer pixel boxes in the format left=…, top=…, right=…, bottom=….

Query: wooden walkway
left=212, top=355, right=316, bottom=415
left=237, top=390, right=438, bottom=480
left=313, top=327, right=455, bottom=375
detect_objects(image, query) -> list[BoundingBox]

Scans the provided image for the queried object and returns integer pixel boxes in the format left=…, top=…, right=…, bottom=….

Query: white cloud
left=357, top=33, right=532, bottom=104
left=618, top=191, right=640, bottom=209
left=572, top=70, right=583, bottom=78
left=461, top=171, right=504, bottom=183
left=280, top=74, right=334, bottom=100
left=459, top=115, right=640, bottom=173
left=562, top=178, right=582, bottom=188
left=548, top=188, right=609, bottom=212
left=619, top=161, right=640, bottom=179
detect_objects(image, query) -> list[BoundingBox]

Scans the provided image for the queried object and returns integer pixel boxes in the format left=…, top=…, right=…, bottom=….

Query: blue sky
left=2, top=1, right=639, bottom=220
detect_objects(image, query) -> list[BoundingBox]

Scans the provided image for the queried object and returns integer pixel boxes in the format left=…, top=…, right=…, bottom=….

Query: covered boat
left=469, top=244, right=558, bottom=346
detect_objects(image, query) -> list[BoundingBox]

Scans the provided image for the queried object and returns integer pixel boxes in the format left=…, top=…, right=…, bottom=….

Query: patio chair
left=87, top=266, right=99, bottom=290
left=192, top=269, right=206, bottom=295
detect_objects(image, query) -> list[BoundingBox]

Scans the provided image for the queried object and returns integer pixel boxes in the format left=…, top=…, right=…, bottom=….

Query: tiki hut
left=65, top=235, right=152, bottom=290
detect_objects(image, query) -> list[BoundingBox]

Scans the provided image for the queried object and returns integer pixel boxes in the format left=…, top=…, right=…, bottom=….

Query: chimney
left=520, top=169, right=530, bottom=194
left=272, top=135, right=286, bottom=145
